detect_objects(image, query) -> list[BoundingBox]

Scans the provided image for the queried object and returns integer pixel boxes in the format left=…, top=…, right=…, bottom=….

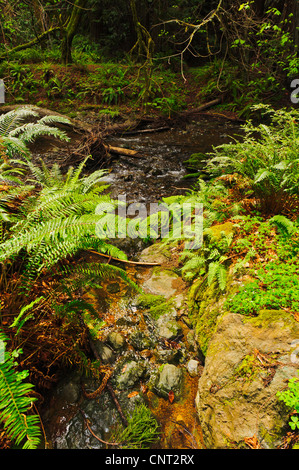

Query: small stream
left=105, top=116, right=242, bottom=203
left=41, top=115, right=242, bottom=449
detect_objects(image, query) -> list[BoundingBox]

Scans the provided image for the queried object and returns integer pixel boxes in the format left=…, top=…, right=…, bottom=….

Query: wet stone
left=114, top=359, right=147, bottom=390
left=155, top=364, right=183, bottom=399
left=107, top=331, right=126, bottom=352
left=94, top=341, right=116, bottom=364
left=154, top=347, right=182, bottom=364
left=129, top=330, right=156, bottom=351
left=106, top=282, right=121, bottom=294
left=186, top=359, right=200, bottom=377
left=155, top=313, right=182, bottom=341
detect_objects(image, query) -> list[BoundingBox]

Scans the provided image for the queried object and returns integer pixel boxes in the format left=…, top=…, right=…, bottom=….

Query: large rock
left=142, top=269, right=182, bottom=299
left=195, top=310, right=299, bottom=449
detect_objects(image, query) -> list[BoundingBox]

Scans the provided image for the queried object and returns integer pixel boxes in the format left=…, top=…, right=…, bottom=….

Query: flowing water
left=105, top=116, right=242, bottom=203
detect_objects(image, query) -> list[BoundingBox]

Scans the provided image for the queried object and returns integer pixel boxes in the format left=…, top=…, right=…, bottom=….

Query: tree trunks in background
left=61, top=0, right=87, bottom=64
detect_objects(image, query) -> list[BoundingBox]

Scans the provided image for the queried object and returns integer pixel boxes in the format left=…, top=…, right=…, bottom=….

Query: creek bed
left=41, top=115, right=242, bottom=449
left=104, top=116, right=242, bottom=203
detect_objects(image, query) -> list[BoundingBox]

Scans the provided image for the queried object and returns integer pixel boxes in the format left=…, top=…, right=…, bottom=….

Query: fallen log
left=121, top=126, right=171, bottom=135
left=104, top=144, right=140, bottom=157
left=181, top=98, right=222, bottom=116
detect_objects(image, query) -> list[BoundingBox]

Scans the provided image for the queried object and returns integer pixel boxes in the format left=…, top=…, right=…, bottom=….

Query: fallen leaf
left=168, top=390, right=175, bottom=403
left=128, top=391, right=139, bottom=398
left=244, top=434, right=260, bottom=449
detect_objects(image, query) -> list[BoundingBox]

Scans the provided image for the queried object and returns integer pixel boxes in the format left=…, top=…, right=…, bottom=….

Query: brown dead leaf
left=244, top=434, right=261, bottom=449
left=127, top=391, right=139, bottom=398
left=168, top=390, right=175, bottom=404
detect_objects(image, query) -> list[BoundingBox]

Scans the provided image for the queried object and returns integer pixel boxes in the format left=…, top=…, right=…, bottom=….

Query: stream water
left=105, top=116, right=242, bottom=203
left=41, top=115, right=242, bottom=449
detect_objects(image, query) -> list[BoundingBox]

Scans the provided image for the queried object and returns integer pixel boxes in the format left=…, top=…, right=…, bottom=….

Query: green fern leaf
left=0, top=334, right=41, bottom=449
left=208, top=261, right=219, bottom=286
left=216, top=264, right=227, bottom=291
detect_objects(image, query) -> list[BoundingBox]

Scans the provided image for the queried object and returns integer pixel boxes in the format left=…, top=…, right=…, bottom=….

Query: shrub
left=206, top=105, right=299, bottom=214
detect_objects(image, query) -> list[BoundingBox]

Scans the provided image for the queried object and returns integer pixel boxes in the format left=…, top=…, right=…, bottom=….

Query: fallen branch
left=79, top=409, right=120, bottom=446
left=104, top=144, right=140, bottom=158
left=88, top=250, right=161, bottom=266
left=121, top=126, right=170, bottom=135
left=181, top=98, right=222, bottom=116
left=0, top=26, right=61, bottom=62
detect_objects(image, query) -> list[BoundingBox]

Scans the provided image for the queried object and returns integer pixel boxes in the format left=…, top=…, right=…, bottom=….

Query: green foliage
left=0, top=156, right=130, bottom=288
left=206, top=105, right=299, bottom=214
left=9, top=296, right=44, bottom=335
left=277, top=373, right=299, bottom=431
left=0, top=106, right=70, bottom=161
left=136, top=293, right=174, bottom=319
left=113, top=403, right=160, bottom=449
left=226, top=218, right=299, bottom=315
left=0, top=331, right=41, bottom=449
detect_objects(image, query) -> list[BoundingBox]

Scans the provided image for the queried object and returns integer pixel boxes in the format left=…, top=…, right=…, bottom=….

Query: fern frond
left=207, top=261, right=227, bottom=291
left=1, top=136, right=31, bottom=159
left=0, top=333, right=41, bottom=449
left=269, top=215, right=297, bottom=237
left=37, top=115, right=71, bottom=126
left=10, top=123, right=69, bottom=144
left=208, top=261, right=219, bottom=287
left=0, top=107, right=38, bottom=136
left=216, top=264, right=227, bottom=291
left=9, top=296, right=44, bottom=334
left=60, top=261, right=140, bottom=293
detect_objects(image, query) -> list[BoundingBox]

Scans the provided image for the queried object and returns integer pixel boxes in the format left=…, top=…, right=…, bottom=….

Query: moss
left=190, top=281, right=222, bottom=355
left=233, top=354, right=262, bottom=382
left=258, top=421, right=286, bottom=449
left=204, top=222, right=234, bottom=241
left=136, top=293, right=174, bottom=320
left=243, top=309, right=295, bottom=328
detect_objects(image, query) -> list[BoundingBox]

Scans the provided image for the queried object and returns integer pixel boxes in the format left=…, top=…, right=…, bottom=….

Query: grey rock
left=186, top=359, right=200, bottom=377
left=156, top=313, right=182, bottom=340
left=106, top=282, right=121, bottom=294
left=155, top=364, right=183, bottom=399
left=107, top=331, right=126, bottom=352
left=115, top=360, right=147, bottom=390
left=94, top=341, right=115, bottom=364
left=129, top=330, right=155, bottom=350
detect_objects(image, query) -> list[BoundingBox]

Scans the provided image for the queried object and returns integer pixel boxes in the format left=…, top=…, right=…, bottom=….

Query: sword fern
left=0, top=331, right=41, bottom=449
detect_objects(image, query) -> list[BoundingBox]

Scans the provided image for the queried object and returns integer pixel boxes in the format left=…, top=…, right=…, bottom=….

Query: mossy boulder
left=195, top=310, right=299, bottom=448
left=154, top=364, right=183, bottom=400
left=155, top=313, right=182, bottom=341
left=142, top=268, right=184, bottom=300
left=114, top=359, right=147, bottom=390
left=204, top=221, right=234, bottom=241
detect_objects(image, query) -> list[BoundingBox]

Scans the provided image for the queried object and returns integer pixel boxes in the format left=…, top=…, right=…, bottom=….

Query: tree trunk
left=252, top=0, right=266, bottom=17
left=61, top=0, right=87, bottom=64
